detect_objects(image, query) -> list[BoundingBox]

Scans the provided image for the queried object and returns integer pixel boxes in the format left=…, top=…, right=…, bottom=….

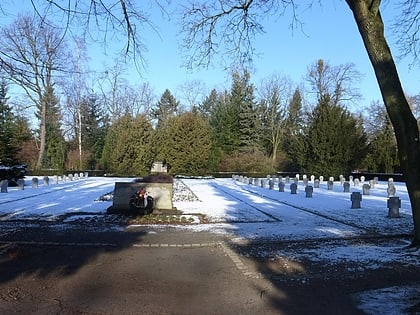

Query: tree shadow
left=0, top=217, right=147, bottom=283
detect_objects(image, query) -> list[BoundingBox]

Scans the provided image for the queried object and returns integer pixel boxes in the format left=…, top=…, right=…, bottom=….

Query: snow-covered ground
left=0, top=175, right=419, bottom=314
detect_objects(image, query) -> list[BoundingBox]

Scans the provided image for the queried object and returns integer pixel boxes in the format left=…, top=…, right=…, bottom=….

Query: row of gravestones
left=0, top=172, right=89, bottom=193
left=232, top=174, right=401, bottom=218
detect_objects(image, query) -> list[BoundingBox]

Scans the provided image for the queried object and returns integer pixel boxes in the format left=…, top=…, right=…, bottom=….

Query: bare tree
left=0, top=14, right=70, bottom=169
left=181, top=0, right=420, bottom=246
left=257, top=74, right=292, bottom=164
left=28, top=0, right=162, bottom=67
left=307, top=59, right=362, bottom=107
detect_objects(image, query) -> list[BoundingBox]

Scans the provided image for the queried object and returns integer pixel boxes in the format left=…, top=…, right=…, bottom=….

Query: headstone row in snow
left=232, top=174, right=401, bottom=217
left=1, top=172, right=89, bottom=192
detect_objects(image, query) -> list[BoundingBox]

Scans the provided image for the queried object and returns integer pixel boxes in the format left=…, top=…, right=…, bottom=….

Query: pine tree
left=153, top=89, right=179, bottom=127
left=304, top=95, right=368, bottom=177
left=0, top=79, right=20, bottom=165
left=154, top=111, right=212, bottom=175
left=230, top=70, right=258, bottom=152
left=101, top=114, right=154, bottom=175
left=283, top=88, right=306, bottom=171
left=43, top=86, right=66, bottom=170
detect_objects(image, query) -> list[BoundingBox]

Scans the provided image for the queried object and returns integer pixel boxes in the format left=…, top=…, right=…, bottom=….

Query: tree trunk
left=346, top=0, right=420, bottom=245
left=36, top=100, right=47, bottom=170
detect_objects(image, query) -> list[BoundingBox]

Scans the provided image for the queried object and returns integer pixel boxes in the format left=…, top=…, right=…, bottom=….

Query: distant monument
left=151, top=161, right=168, bottom=173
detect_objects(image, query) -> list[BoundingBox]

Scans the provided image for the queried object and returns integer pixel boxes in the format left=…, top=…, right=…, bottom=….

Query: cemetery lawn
left=1, top=175, right=419, bottom=314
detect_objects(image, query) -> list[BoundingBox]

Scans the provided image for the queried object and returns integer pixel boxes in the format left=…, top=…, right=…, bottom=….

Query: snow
left=0, top=175, right=419, bottom=313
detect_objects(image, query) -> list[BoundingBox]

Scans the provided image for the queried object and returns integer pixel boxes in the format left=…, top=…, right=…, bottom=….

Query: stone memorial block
left=43, top=176, right=49, bottom=186
left=343, top=182, right=350, bottom=192
left=340, top=175, right=345, bottom=185
left=74, top=173, right=79, bottom=180
left=319, top=175, right=324, bottom=183
left=68, top=174, right=73, bottom=181
left=373, top=177, right=379, bottom=185
left=17, top=179, right=25, bottom=190
left=79, top=172, right=84, bottom=178
left=387, top=197, right=401, bottom=218
left=285, top=176, right=290, bottom=183
left=108, top=175, right=173, bottom=213
left=351, top=192, right=362, bottom=209
left=349, top=175, right=353, bottom=182
left=0, top=180, right=8, bottom=193
left=387, top=184, right=396, bottom=197
left=327, top=180, right=333, bottom=190
left=362, top=184, right=371, bottom=195
left=369, top=179, right=375, bottom=188
left=278, top=181, right=285, bottom=192
left=290, top=182, right=297, bottom=194
left=269, top=179, right=274, bottom=190
left=293, top=177, right=299, bottom=185
left=329, top=176, right=334, bottom=182
left=360, top=176, right=365, bottom=183
left=32, top=177, right=39, bottom=188
left=85, top=172, right=89, bottom=178
left=305, top=185, right=313, bottom=198
left=248, top=177, right=253, bottom=185
left=388, top=177, right=394, bottom=184
left=354, top=178, right=360, bottom=187
left=314, top=179, right=320, bottom=188
left=296, top=174, right=300, bottom=180
left=310, top=175, right=315, bottom=182
left=261, top=179, right=266, bottom=188
left=303, top=178, right=308, bottom=187
left=53, top=175, right=59, bottom=184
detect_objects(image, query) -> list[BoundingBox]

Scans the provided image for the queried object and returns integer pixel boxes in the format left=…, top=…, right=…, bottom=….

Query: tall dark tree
left=42, top=85, right=66, bottom=170
left=363, top=101, right=399, bottom=173
left=230, top=70, right=259, bottom=152
left=101, top=114, right=154, bottom=175
left=283, top=88, right=307, bottom=171
left=0, top=79, right=20, bottom=165
left=153, top=89, right=179, bottom=127
left=304, top=94, right=368, bottom=177
left=155, top=111, right=213, bottom=175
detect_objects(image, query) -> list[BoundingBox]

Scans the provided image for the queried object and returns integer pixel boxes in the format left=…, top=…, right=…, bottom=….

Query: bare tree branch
left=179, top=0, right=302, bottom=69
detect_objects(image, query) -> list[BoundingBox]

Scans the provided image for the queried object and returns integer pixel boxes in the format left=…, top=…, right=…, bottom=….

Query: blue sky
left=2, top=1, right=419, bottom=112
left=120, top=1, right=418, bottom=110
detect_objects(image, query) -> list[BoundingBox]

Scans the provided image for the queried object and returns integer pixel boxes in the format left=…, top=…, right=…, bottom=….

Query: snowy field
left=0, top=175, right=419, bottom=314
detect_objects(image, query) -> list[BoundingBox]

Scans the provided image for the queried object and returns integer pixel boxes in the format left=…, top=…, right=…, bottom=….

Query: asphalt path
left=0, top=222, right=370, bottom=315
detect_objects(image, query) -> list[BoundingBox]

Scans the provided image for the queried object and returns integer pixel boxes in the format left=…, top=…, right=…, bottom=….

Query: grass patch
left=128, top=214, right=206, bottom=225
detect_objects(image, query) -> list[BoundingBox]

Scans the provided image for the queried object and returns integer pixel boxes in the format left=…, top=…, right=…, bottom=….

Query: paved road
left=0, top=222, right=372, bottom=315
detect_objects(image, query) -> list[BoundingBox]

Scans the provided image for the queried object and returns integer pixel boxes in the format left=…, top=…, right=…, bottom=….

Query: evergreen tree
left=304, top=95, right=368, bottom=177
left=209, top=90, right=239, bottom=154
left=80, top=94, right=107, bottom=169
left=363, top=101, right=399, bottom=173
left=154, top=111, right=212, bottom=175
left=0, top=79, right=20, bottom=165
left=43, top=86, right=66, bottom=170
left=230, top=70, right=259, bottom=152
left=283, top=88, right=306, bottom=171
left=153, top=89, right=179, bottom=127
left=101, top=114, right=154, bottom=175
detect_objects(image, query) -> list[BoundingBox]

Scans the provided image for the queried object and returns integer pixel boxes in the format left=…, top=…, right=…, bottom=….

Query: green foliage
left=303, top=95, right=368, bottom=177
left=230, top=70, right=259, bottom=152
left=154, top=111, right=213, bottom=175
left=43, top=85, right=66, bottom=170
left=218, top=150, right=275, bottom=173
left=0, top=79, right=20, bottom=165
left=362, top=103, right=399, bottom=173
left=153, top=89, right=179, bottom=127
left=101, top=114, right=154, bottom=175
left=80, top=95, right=108, bottom=169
